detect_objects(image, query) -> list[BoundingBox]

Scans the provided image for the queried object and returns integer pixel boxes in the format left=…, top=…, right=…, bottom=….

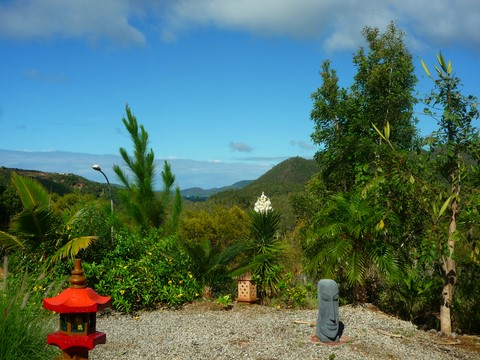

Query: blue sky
left=1, top=1, right=479, bottom=189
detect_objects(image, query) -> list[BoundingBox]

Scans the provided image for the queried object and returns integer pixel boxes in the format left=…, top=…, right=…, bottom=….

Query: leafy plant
left=248, top=193, right=284, bottom=298
left=0, top=173, right=97, bottom=263
left=0, top=258, right=59, bottom=360
left=305, top=190, right=399, bottom=303
left=113, top=104, right=182, bottom=232
left=216, top=294, right=233, bottom=310
left=276, top=274, right=315, bottom=309
left=177, top=238, right=248, bottom=298
left=84, top=229, right=202, bottom=313
left=391, top=266, right=436, bottom=321
left=420, top=52, right=480, bottom=335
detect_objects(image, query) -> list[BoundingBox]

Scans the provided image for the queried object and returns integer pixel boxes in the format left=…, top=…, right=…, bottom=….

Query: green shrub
left=83, top=228, right=202, bottom=313
left=272, top=273, right=317, bottom=309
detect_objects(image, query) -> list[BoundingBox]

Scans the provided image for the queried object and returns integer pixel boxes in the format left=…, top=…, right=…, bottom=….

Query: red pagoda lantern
left=43, top=259, right=111, bottom=360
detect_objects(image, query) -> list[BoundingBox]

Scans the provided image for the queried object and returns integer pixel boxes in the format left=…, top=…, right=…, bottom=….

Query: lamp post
left=92, top=164, right=114, bottom=241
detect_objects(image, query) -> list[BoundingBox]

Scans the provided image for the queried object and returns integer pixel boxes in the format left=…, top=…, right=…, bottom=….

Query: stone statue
left=316, top=279, right=342, bottom=342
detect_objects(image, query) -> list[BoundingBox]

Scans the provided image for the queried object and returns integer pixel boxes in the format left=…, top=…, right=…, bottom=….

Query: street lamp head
left=92, top=164, right=101, bottom=171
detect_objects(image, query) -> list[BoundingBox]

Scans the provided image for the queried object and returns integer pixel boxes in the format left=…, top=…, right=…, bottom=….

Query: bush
left=271, top=272, right=317, bottom=309
left=83, top=228, right=202, bottom=313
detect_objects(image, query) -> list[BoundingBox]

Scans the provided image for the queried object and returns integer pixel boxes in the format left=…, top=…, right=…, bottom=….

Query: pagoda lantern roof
left=43, top=259, right=111, bottom=313
left=43, top=287, right=111, bottom=313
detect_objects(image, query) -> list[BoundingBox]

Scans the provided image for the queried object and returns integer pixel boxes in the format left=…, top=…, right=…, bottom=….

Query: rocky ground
left=89, top=302, right=480, bottom=359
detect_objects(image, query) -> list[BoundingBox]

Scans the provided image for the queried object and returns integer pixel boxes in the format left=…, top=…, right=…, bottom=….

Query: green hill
left=206, top=157, right=318, bottom=206
left=0, top=167, right=113, bottom=199
left=199, top=157, right=318, bottom=231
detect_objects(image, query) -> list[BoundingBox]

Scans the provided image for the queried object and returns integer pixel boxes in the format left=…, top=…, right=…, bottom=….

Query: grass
left=0, top=257, right=59, bottom=360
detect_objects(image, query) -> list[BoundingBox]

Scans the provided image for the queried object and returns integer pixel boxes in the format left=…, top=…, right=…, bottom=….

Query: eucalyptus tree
left=310, top=22, right=418, bottom=192
left=421, top=53, right=480, bottom=335
left=113, top=104, right=182, bottom=232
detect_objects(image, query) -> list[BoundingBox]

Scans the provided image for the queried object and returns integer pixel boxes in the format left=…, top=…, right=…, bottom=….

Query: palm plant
left=305, top=190, right=399, bottom=303
left=178, top=238, right=248, bottom=298
left=0, top=173, right=96, bottom=264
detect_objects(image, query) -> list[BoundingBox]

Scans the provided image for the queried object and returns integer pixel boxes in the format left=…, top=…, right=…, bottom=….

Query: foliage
left=0, top=180, right=21, bottom=232
left=304, top=190, right=399, bottom=303
left=83, top=228, right=201, bottom=313
left=452, top=260, right=480, bottom=333
left=179, top=205, right=250, bottom=251
left=0, top=173, right=97, bottom=263
left=0, top=258, right=60, bottom=360
left=272, top=272, right=317, bottom=309
left=176, top=238, right=248, bottom=298
left=215, top=294, right=233, bottom=309
left=310, top=22, right=418, bottom=192
left=248, top=193, right=284, bottom=298
left=381, top=265, right=438, bottom=323
left=113, top=104, right=182, bottom=232
left=420, top=53, right=480, bottom=335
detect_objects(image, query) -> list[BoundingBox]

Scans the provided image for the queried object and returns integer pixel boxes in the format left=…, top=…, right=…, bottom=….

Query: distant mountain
left=204, top=156, right=319, bottom=209
left=180, top=180, right=253, bottom=200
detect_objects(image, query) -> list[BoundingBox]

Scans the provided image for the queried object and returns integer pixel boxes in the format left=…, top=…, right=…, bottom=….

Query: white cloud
left=0, top=0, right=145, bottom=46
left=1, top=1, right=479, bottom=52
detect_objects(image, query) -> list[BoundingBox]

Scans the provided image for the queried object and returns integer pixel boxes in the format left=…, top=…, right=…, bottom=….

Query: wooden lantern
left=236, top=272, right=258, bottom=303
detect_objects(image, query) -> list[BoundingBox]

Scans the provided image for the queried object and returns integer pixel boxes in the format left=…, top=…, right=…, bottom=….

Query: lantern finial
left=69, top=259, right=86, bottom=288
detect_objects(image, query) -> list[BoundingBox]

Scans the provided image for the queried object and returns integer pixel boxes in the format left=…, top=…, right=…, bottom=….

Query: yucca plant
left=248, top=192, right=284, bottom=298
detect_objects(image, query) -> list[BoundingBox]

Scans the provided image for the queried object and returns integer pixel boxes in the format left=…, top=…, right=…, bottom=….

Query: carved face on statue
left=316, top=279, right=340, bottom=342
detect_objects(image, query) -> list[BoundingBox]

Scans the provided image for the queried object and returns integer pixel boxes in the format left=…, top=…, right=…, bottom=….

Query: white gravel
left=89, top=303, right=479, bottom=360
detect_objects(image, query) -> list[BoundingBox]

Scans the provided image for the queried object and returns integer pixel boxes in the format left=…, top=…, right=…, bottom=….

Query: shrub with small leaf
left=83, top=228, right=202, bottom=313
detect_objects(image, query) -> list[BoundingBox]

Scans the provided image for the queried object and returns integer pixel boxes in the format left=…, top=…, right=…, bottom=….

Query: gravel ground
left=89, top=302, right=480, bottom=360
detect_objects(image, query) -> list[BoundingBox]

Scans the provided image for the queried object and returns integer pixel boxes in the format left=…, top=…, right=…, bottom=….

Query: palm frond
left=346, top=251, right=367, bottom=286
left=9, top=207, right=53, bottom=249
left=49, top=236, right=98, bottom=264
left=11, top=173, right=49, bottom=209
left=0, top=231, right=25, bottom=250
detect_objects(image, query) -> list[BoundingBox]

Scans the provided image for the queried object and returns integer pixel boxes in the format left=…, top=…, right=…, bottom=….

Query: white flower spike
left=254, top=192, right=273, bottom=214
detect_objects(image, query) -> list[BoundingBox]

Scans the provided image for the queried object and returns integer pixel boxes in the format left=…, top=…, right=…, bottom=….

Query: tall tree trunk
left=440, top=190, right=458, bottom=335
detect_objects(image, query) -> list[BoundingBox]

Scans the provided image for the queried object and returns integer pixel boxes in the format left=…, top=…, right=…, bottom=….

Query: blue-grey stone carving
left=316, top=279, right=343, bottom=342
